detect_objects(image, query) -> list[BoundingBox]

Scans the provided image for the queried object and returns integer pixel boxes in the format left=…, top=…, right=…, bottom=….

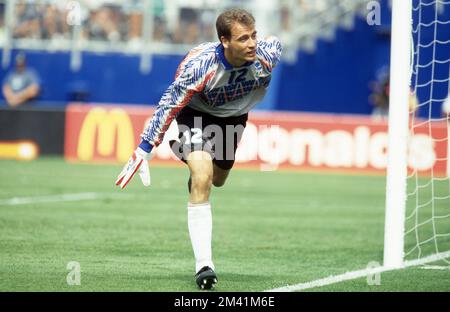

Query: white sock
left=188, top=202, right=215, bottom=273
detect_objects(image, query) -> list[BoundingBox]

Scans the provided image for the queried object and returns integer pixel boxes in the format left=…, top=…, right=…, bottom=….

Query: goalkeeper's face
left=222, top=22, right=257, bottom=67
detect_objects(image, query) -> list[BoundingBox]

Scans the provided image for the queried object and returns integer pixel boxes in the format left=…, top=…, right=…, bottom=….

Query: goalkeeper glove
left=115, top=141, right=153, bottom=189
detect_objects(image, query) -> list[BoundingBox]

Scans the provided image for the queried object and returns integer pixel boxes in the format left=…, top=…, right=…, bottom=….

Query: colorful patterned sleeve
left=141, top=51, right=216, bottom=147
left=256, top=36, right=283, bottom=71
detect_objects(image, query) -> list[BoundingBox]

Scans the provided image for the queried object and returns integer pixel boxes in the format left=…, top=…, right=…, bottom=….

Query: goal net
left=405, top=0, right=450, bottom=263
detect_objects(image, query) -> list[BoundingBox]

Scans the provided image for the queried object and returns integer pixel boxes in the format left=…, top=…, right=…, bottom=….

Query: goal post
left=383, top=0, right=413, bottom=269
left=384, top=0, right=450, bottom=269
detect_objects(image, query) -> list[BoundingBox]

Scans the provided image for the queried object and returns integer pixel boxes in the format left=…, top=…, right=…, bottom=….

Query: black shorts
left=170, top=106, right=248, bottom=170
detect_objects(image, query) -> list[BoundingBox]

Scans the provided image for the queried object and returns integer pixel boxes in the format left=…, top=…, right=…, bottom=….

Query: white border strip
left=0, top=192, right=118, bottom=206
left=265, top=251, right=450, bottom=292
left=420, top=265, right=450, bottom=270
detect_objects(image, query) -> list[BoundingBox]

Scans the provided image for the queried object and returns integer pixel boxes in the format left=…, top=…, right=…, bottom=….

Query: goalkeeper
left=116, top=8, right=282, bottom=290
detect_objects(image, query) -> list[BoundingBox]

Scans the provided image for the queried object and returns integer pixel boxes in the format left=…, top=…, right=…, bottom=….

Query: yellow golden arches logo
left=77, top=107, right=134, bottom=162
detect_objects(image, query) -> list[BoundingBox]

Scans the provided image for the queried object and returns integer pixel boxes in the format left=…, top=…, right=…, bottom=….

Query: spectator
left=13, top=0, right=41, bottom=39
left=125, top=0, right=143, bottom=43
left=369, top=69, right=390, bottom=120
left=2, top=52, right=41, bottom=108
left=41, top=3, right=65, bottom=40
left=84, top=5, right=122, bottom=42
left=370, top=67, right=419, bottom=121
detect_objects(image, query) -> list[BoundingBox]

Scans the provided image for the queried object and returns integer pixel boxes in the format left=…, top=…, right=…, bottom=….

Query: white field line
left=0, top=192, right=130, bottom=206
left=265, top=250, right=450, bottom=292
left=420, top=265, right=450, bottom=270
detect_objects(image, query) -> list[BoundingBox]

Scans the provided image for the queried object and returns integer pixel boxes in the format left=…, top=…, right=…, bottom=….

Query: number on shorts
left=183, top=128, right=202, bottom=145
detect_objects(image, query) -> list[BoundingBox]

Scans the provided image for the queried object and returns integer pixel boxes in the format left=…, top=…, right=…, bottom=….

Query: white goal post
left=384, top=0, right=450, bottom=268
left=384, top=0, right=412, bottom=269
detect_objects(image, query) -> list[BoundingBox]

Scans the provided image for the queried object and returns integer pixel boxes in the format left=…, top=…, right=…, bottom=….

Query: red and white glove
left=115, top=147, right=152, bottom=189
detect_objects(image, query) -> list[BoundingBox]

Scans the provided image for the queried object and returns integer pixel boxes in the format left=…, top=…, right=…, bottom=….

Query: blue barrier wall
left=277, top=17, right=391, bottom=115
left=411, top=0, right=450, bottom=119
left=0, top=51, right=184, bottom=106
left=0, top=35, right=388, bottom=114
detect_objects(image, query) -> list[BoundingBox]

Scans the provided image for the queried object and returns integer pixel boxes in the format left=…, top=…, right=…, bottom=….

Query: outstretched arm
left=141, top=65, right=214, bottom=150
left=116, top=53, right=215, bottom=189
left=16, top=84, right=40, bottom=105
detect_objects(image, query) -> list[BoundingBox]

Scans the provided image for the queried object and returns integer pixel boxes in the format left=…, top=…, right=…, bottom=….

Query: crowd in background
left=0, top=0, right=345, bottom=46
left=4, top=0, right=175, bottom=43
left=1, top=0, right=237, bottom=44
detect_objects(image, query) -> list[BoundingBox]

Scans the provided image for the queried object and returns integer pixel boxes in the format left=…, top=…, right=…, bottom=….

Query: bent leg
left=212, top=163, right=231, bottom=187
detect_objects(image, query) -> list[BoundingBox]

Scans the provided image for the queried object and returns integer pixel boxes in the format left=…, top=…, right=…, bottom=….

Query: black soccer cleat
left=195, top=266, right=218, bottom=290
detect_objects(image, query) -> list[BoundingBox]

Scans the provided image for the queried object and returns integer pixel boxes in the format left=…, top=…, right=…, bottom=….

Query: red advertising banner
left=65, top=104, right=449, bottom=175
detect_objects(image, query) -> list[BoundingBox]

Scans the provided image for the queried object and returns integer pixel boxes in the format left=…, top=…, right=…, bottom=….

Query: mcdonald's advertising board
left=65, top=104, right=449, bottom=175
left=65, top=104, right=152, bottom=163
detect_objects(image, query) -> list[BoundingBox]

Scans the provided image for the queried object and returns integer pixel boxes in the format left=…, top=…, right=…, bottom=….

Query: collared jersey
left=142, top=37, right=282, bottom=147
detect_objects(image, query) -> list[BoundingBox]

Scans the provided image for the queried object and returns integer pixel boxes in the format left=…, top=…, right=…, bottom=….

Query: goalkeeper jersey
left=142, top=37, right=282, bottom=147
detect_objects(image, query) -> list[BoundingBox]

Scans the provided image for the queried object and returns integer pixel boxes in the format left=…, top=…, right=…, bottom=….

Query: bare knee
left=190, top=173, right=212, bottom=202
left=192, top=172, right=212, bottom=188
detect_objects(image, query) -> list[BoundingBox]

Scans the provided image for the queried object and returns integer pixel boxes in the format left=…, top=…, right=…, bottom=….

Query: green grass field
left=0, top=157, right=449, bottom=291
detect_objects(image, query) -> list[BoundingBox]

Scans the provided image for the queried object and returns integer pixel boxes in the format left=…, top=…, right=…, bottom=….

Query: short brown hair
left=216, top=8, right=255, bottom=41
